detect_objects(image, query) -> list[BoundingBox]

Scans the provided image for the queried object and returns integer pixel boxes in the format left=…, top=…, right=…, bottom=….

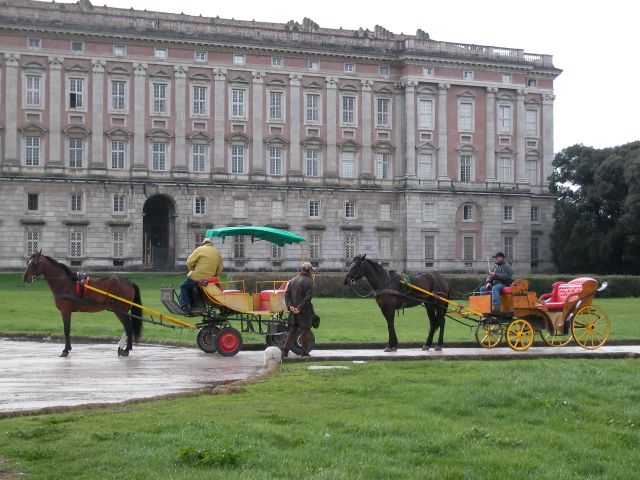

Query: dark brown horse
left=22, top=251, right=143, bottom=357
left=344, top=254, right=449, bottom=352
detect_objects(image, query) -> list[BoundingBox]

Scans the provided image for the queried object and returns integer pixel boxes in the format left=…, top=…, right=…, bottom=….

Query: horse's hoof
left=117, top=347, right=129, bottom=357
left=59, top=351, right=69, bottom=358
left=435, top=346, right=442, bottom=352
left=422, top=345, right=430, bottom=351
left=383, top=347, right=397, bottom=353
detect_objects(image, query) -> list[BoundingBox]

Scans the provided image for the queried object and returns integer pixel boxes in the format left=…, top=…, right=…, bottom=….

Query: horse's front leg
left=117, top=312, right=133, bottom=357
left=435, top=302, right=447, bottom=351
left=60, top=311, right=72, bottom=357
left=423, top=304, right=437, bottom=351
left=382, top=306, right=398, bottom=352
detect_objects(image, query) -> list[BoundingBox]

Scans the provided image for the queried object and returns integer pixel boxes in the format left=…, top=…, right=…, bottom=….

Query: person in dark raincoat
left=282, top=262, right=315, bottom=357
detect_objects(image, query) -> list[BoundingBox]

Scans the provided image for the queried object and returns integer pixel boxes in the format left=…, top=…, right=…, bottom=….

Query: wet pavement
left=0, top=339, right=264, bottom=414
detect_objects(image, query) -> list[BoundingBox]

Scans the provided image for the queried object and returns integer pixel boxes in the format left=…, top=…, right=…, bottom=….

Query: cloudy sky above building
left=84, top=0, right=637, bottom=152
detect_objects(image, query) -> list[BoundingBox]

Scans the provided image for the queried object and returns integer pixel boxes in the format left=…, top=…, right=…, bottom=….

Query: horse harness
left=53, top=272, right=126, bottom=312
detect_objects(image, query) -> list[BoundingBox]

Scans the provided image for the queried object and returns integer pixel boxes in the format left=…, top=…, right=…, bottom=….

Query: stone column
left=485, top=87, right=497, bottom=181
left=542, top=94, right=555, bottom=187
left=132, top=62, right=147, bottom=176
left=3, top=54, right=19, bottom=168
left=325, top=76, right=338, bottom=180
left=288, top=73, right=302, bottom=178
left=437, top=83, right=450, bottom=181
left=515, top=88, right=527, bottom=183
left=90, top=59, right=106, bottom=172
left=251, top=71, right=265, bottom=176
left=173, top=65, right=188, bottom=175
left=360, top=79, right=373, bottom=178
left=394, top=85, right=405, bottom=181
left=403, top=80, right=417, bottom=181
left=48, top=56, right=63, bottom=168
left=213, top=68, right=227, bottom=174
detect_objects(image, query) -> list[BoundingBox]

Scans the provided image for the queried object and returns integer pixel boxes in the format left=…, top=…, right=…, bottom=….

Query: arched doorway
left=143, top=195, right=176, bottom=270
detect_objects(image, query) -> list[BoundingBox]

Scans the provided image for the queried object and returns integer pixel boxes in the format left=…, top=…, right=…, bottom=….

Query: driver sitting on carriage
left=179, top=237, right=223, bottom=315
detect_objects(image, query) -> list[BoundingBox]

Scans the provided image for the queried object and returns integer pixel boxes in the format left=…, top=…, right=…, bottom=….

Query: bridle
left=25, top=255, right=42, bottom=284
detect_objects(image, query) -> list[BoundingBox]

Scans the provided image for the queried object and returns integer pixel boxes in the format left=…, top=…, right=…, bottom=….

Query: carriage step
left=160, top=287, right=186, bottom=315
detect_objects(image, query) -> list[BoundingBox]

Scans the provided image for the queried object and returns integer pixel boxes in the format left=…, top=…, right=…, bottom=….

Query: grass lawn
left=1, top=359, right=639, bottom=479
left=1, top=273, right=639, bottom=347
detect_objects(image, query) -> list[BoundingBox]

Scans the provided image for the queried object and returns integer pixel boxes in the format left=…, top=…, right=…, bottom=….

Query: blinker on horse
left=344, top=254, right=449, bottom=352
left=22, top=251, right=143, bottom=357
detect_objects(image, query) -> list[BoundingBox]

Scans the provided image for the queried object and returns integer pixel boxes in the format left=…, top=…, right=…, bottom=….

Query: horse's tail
left=130, top=282, right=144, bottom=343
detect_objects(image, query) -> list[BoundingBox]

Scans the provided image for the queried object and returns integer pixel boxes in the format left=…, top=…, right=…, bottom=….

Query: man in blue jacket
left=480, top=252, right=513, bottom=314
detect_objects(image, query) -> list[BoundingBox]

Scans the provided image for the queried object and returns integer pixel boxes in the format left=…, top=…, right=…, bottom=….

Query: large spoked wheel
left=214, top=327, right=243, bottom=357
left=540, top=325, right=572, bottom=347
left=572, top=305, right=610, bottom=350
left=196, top=326, right=220, bottom=353
left=265, top=322, right=287, bottom=348
left=475, top=322, right=503, bottom=348
left=506, top=318, right=535, bottom=351
left=290, top=329, right=316, bottom=356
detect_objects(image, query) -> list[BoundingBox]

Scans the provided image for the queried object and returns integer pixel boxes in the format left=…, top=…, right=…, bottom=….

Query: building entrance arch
left=143, top=195, right=176, bottom=270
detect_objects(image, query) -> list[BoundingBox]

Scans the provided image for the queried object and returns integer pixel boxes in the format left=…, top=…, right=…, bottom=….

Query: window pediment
left=190, top=73, right=210, bottom=82
left=339, top=139, right=361, bottom=151
left=225, top=133, right=251, bottom=144
left=149, top=69, right=171, bottom=78
left=104, top=128, right=132, bottom=139
left=304, top=80, right=324, bottom=89
left=19, top=123, right=48, bottom=135
left=457, top=144, right=476, bottom=153
left=266, top=78, right=286, bottom=86
left=187, top=132, right=213, bottom=143
left=301, top=136, right=325, bottom=149
left=22, top=61, right=45, bottom=70
left=108, top=66, right=130, bottom=76
left=416, top=141, right=437, bottom=151
left=373, top=140, right=395, bottom=152
left=526, top=149, right=542, bottom=158
left=264, top=135, right=289, bottom=146
left=457, top=90, right=475, bottom=98
left=417, top=86, right=436, bottom=95
left=374, top=85, right=393, bottom=94
left=228, top=74, right=249, bottom=84
left=339, top=83, right=359, bottom=92
left=65, top=63, right=88, bottom=73
left=496, top=146, right=515, bottom=154
left=63, top=124, right=91, bottom=137
left=496, top=92, right=514, bottom=101
left=146, top=128, right=173, bottom=140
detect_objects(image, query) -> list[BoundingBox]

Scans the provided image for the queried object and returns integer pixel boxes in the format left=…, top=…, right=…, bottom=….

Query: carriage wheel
left=505, top=318, right=535, bottom=351
left=572, top=305, right=610, bottom=350
left=539, top=326, right=572, bottom=347
left=196, top=326, right=220, bottom=353
left=475, top=322, right=503, bottom=348
left=214, top=327, right=243, bottom=357
left=265, top=322, right=287, bottom=348
left=290, top=329, right=316, bottom=356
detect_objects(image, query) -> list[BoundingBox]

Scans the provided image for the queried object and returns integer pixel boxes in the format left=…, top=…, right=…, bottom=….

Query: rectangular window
left=344, top=234, right=357, bottom=259
left=463, top=236, right=474, bottom=261
left=111, top=80, right=126, bottom=111
left=526, top=109, right=538, bottom=137
left=305, top=149, right=319, bottom=177
left=194, top=51, right=207, bottom=62
left=268, top=148, right=283, bottom=176
left=344, top=63, right=355, bottom=73
left=271, top=57, right=283, bottom=68
left=271, top=243, right=284, bottom=260
left=342, top=151, right=355, bottom=178
left=379, top=235, right=391, bottom=260
left=233, top=236, right=245, bottom=259
left=458, top=102, right=473, bottom=131
left=113, top=195, right=125, bottom=213
left=423, top=67, right=434, bottom=77
left=342, top=96, right=355, bottom=125
left=502, top=73, right=512, bottom=83
left=460, top=155, right=472, bottom=182
left=154, top=48, right=168, bottom=59
left=27, top=193, right=39, bottom=212
left=503, top=205, right=514, bottom=221
left=112, top=232, right=125, bottom=258
left=192, top=144, right=206, bottom=172
left=69, top=138, right=83, bottom=168
left=271, top=200, right=284, bottom=218
left=25, top=137, right=41, bottom=166
left=498, top=156, right=512, bottom=183
left=424, top=236, right=435, bottom=261
left=152, top=143, right=166, bottom=171
left=309, top=200, right=320, bottom=218
left=269, top=91, right=283, bottom=121
left=153, top=83, right=167, bottom=114
left=531, top=206, right=540, bottom=223
left=309, top=234, right=321, bottom=259
left=376, top=98, right=390, bottom=126
left=233, top=199, right=247, bottom=218
left=463, top=204, right=474, bottom=221
left=526, top=160, right=538, bottom=185
left=231, top=88, right=246, bottom=118
left=70, top=230, right=83, bottom=257
left=375, top=153, right=389, bottom=179
left=113, top=44, right=126, bottom=56
left=423, top=202, right=435, bottom=221
left=380, top=203, right=391, bottom=221
left=308, top=60, right=319, bottom=71
left=26, top=230, right=39, bottom=255
left=463, top=70, right=474, bottom=80
left=231, top=145, right=245, bottom=174
left=192, top=86, right=207, bottom=115
left=345, top=201, right=356, bottom=219
left=418, top=153, right=433, bottom=179
left=26, top=75, right=41, bottom=106
left=233, top=53, right=245, bottom=65
left=27, top=37, right=41, bottom=49
left=194, top=231, right=206, bottom=249
left=527, top=78, right=537, bottom=88
left=305, top=93, right=320, bottom=123
left=69, top=78, right=84, bottom=109
left=498, top=104, right=512, bottom=133
left=378, top=65, right=390, bottom=76
left=70, top=194, right=83, bottom=212
left=111, top=141, right=125, bottom=169
left=71, top=41, right=84, bottom=52
left=531, top=237, right=540, bottom=265
left=504, top=236, right=514, bottom=259
left=194, top=196, right=206, bottom=215
left=418, top=99, right=434, bottom=129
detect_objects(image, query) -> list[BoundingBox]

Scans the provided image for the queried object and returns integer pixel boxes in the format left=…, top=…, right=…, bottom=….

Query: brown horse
left=344, top=254, right=449, bottom=352
left=22, top=251, right=143, bottom=357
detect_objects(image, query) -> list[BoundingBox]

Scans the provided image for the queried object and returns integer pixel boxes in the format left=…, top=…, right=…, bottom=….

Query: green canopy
left=205, top=226, right=306, bottom=247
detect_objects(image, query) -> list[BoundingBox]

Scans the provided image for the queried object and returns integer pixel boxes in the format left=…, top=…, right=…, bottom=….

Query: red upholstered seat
left=540, top=278, right=594, bottom=311
left=222, top=289, right=242, bottom=294
left=500, top=287, right=512, bottom=294
left=204, top=277, right=220, bottom=284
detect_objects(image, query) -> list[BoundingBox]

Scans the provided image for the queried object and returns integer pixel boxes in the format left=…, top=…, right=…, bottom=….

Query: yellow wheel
left=572, top=305, right=610, bottom=350
left=506, top=318, right=535, bottom=351
left=475, top=322, right=503, bottom=348
left=540, top=326, right=572, bottom=347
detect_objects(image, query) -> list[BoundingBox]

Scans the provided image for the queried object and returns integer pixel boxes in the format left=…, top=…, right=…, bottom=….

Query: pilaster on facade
left=90, top=59, right=106, bottom=172
left=213, top=68, right=227, bottom=175
left=325, top=76, right=338, bottom=180
left=401, top=80, right=418, bottom=184
left=251, top=70, right=265, bottom=177
left=542, top=93, right=555, bottom=187
left=360, top=79, right=373, bottom=179
left=173, top=64, right=188, bottom=175
left=485, top=87, right=497, bottom=182
left=288, top=73, right=302, bottom=178
left=515, top=88, right=527, bottom=183
left=47, top=56, right=63, bottom=169
left=3, top=53, right=19, bottom=168
left=436, top=83, right=450, bottom=182
left=132, top=62, right=148, bottom=176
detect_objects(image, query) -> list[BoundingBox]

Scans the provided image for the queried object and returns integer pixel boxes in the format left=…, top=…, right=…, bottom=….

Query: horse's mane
left=363, top=257, right=388, bottom=275
left=44, top=255, right=77, bottom=281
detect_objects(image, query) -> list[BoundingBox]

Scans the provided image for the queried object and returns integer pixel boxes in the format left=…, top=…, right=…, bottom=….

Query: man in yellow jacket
left=179, top=237, right=223, bottom=314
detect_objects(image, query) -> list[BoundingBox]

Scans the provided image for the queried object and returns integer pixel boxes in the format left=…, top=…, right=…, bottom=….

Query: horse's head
left=343, top=253, right=367, bottom=286
left=22, top=250, right=44, bottom=284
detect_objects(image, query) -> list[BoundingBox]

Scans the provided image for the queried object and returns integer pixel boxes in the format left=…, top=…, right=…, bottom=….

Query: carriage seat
left=500, top=287, right=512, bottom=295
left=258, top=282, right=289, bottom=311
left=539, top=277, right=595, bottom=311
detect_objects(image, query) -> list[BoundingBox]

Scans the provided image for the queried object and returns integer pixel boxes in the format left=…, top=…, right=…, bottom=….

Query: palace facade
left=0, top=0, right=561, bottom=271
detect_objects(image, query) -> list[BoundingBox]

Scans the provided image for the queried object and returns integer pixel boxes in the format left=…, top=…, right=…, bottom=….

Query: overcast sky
left=87, top=0, right=637, bottom=152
